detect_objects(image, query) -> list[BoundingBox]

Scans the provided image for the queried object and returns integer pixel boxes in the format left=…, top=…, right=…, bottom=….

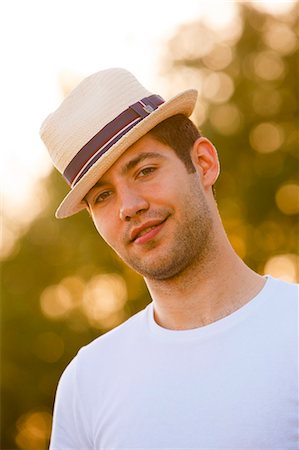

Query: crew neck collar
left=145, top=275, right=274, bottom=341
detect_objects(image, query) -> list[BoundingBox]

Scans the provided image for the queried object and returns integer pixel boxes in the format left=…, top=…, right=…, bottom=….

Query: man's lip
left=130, top=218, right=167, bottom=243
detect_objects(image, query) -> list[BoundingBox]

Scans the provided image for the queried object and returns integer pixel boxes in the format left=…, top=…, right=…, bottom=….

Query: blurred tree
left=1, top=2, right=298, bottom=449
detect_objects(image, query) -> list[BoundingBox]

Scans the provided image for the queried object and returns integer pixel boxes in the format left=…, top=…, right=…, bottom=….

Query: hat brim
left=56, top=89, right=198, bottom=218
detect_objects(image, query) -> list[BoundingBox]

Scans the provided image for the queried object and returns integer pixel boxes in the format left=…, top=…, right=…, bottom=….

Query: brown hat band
left=63, top=94, right=165, bottom=188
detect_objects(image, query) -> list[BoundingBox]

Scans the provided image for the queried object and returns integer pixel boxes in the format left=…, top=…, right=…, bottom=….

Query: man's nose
left=119, top=188, right=149, bottom=222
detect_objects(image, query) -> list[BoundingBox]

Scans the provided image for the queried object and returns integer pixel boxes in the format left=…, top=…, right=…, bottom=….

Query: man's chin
left=125, top=253, right=189, bottom=281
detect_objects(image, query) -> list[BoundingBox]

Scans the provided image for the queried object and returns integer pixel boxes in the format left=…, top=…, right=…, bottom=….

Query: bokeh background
left=1, top=1, right=298, bottom=448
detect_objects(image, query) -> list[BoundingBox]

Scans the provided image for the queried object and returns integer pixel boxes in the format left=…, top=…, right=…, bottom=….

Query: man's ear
left=190, top=137, right=220, bottom=189
left=83, top=198, right=91, bottom=217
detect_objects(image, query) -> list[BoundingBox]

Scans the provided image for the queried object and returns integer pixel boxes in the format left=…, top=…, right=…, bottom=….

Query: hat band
left=63, top=94, right=165, bottom=188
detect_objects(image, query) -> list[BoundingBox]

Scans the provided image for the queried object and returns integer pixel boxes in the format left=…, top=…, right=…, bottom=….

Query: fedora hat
left=40, top=68, right=198, bottom=218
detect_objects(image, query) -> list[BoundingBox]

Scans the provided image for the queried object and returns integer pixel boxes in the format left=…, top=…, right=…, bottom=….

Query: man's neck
left=145, top=235, right=265, bottom=331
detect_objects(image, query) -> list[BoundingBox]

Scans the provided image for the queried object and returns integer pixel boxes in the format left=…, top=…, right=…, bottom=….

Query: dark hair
left=148, top=114, right=201, bottom=173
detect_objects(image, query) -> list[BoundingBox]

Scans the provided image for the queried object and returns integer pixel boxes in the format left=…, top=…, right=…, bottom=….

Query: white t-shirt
left=50, top=276, right=298, bottom=449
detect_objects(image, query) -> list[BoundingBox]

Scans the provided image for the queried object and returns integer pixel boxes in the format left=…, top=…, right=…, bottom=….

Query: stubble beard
left=119, top=186, right=215, bottom=281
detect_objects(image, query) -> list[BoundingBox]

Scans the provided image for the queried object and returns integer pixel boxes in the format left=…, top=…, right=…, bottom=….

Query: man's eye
left=95, top=190, right=112, bottom=203
left=138, top=167, right=156, bottom=177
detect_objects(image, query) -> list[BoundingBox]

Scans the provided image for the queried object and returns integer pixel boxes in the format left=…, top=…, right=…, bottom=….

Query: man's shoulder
left=71, top=304, right=149, bottom=369
left=266, top=275, right=298, bottom=301
left=87, top=305, right=148, bottom=348
left=263, top=276, right=298, bottom=331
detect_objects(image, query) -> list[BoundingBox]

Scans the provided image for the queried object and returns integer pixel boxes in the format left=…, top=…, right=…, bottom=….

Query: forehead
left=114, top=134, right=166, bottom=167
left=103, top=134, right=170, bottom=177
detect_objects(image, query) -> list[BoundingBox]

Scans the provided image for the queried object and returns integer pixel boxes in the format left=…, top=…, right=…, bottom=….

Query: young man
left=40, top=68, right=298, bottom=449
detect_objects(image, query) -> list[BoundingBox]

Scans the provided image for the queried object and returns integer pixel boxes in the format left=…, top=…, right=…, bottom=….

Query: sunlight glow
left=82, top=274, right=127, bottom=329
left=251, top=0, right=296, bottom=14
left=15, top=411, right=52, bottom=450
left=264, top=254, right=299, bottom=282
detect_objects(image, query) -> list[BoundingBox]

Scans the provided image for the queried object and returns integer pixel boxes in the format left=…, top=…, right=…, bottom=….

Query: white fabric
left=49, top=276, right=299, bottom=449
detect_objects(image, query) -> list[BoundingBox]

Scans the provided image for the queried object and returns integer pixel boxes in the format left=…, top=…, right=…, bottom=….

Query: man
left=40, top=68, right=298, bottom=449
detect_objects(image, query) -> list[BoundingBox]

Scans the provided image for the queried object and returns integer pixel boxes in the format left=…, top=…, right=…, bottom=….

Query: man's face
left=86, top=134, right=214, bottom=281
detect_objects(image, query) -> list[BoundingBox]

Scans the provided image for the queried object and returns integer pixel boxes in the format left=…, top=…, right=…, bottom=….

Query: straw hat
left=40, top=68, right=198, bottom=218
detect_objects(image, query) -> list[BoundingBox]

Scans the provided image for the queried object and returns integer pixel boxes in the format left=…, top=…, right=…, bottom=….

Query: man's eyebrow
left=84, top=179, right=109, bottom=203
left=85, top=152, right=165, bottom=201
left=121, top=152, right=166, bottom=175
left=86, top=179, right=107, bottom=196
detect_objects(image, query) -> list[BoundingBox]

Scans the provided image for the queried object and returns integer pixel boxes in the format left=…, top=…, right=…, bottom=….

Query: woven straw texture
left=40, top=68, right=197, bottom=218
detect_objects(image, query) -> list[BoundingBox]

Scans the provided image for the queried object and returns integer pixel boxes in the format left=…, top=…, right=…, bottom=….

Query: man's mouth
left=137, top=225, right=159, bottom=238
left=130, top=218, right=168, bottom=244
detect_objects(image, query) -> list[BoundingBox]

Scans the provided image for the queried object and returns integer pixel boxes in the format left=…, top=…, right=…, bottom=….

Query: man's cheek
left=101, top=229, right=118, bottom=250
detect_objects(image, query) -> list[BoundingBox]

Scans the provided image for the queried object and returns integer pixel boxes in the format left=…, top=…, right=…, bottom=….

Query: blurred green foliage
left=1, top=3, right=298, bottom=449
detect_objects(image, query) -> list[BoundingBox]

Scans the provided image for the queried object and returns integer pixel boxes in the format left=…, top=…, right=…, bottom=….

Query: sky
left=1, top=0, right=296, bottom=233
